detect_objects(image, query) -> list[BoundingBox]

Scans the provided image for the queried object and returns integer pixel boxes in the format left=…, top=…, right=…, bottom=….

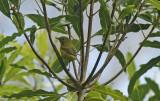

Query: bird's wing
left=61, top=47, right=76, bottom=56
left=61, top=47, right=76, bottom=61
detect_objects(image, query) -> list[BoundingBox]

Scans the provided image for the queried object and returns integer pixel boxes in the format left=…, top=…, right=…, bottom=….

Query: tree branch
left=83, top=0, right=95, bottom=83
left=79, top=0, right=85, bottom=82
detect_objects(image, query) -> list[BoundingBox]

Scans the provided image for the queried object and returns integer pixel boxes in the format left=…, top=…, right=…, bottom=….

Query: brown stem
left=83, top=0, right=95, bottom=82
left=77, top=91, right=85, bottom=101
left=79, top=0, right=85, bottom=82
left=73, top=61, right=79, bottom=80
left=111, top=0, right=118, bottom=19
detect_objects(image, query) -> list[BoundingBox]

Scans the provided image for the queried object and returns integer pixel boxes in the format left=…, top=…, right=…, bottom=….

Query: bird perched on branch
left=56, top=36, right=77, bottom=61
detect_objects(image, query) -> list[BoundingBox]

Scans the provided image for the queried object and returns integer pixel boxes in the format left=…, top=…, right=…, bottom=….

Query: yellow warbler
left=56, top=37, right=77, bottom=61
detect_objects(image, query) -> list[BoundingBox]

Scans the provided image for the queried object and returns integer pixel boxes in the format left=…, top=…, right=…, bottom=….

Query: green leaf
left=36, top=30, right=48, bottom=57
left=83, top=0, right=90, bottom=10
left=10, top=64, right=27, bottom=70
left=0, top=58, right=7, bottom=84
left=94, top=45, right=126, bottom=68
left=50, top=16, right=69, bottom=34
left=0, top=47, right=17, bottom=54
left=0, top=85, right=22, bottom=96
left=124, top=24, right=150, bottom=33
left=39, top=96, right=60, bottom=101
left=26, top=14, right=45, bottom=27
left=99, top=0, right=111, bottom=32
left=29, top=26, right=37, bottom=45
left=93, top=86, right=128, bottom=101
left=145, top=78, right=160, bottom=97
left=139, top=12, right=153, bottom=23
left=0, top=34, right=4, bottom=40
left=5, top=90, right=59, bottom=98
left=20, top=42, right=35, bottom=58
left=27, top=14, right=68, bottom=28
left=0, top=33, right=21, bottom=48
left=128, top=56, right=160, bottom=95
left=126, top=52, right=137, bottom=79
left=28, top=69, right=52, bottom=77
left=93, top=29, right=103, bottom=36
left=16, top=56, right=34, bottom=68
left=129, top=84, right=149, bottom=101
left=142, top=40, right=160, bottom=49
left=27, top=14, right=68, bottom=34
left=45, top=0, right=61, bottom=11
left=67, top=0, right=79, bottom=15
left=10, top=64, right=52, bottom=78
left=51, top=27, right=67, bottom=34
left=66, top=15, right=80, bottom=37
left=3, top=64, right=27, bottom=84
left=126, top=0, right=141, bottom=5
left=149, top=32, right=160, bottom=37
left=115, top=50, right=126, bottom=69
left=12, top=12, right=25, bottom=31
left=67, top=0, right=88, bottom=15
left=0, top=0, right=10, bottom=17
left=119, top=5, right=135, bottom=19
left=72, top=39, right=81, bottom=51
left=148, top=0, right=160, bottom=10
left=149, top=96, right=160, bottom=101
left=85, top=91, right=104, bottom=101
left=111, top=24, right=150, bottom=34
left=51, top=59, right=68, bottom=73
left=50, top=16, right=70, bottom=27
left=8, top=48, right=21, bottom=63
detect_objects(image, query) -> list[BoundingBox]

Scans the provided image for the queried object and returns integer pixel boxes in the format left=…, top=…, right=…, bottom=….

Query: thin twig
left=34, top=0, right=43, bottom=14
left=79, top=0, right=85, bottom=82
left=111, top=0, right=117, bottom=19
left=73, top=61, right=79, bottom=80
left=136, top=20, right=146, bottom=38
left=83, top=0, right=95, bottom=83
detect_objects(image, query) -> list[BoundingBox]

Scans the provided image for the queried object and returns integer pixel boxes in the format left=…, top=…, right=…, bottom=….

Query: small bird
left=56, top=36, right=77, bottom=62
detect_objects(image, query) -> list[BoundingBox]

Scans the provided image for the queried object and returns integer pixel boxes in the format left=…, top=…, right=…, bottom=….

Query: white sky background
left=0, top=0, right=160, bottom=95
